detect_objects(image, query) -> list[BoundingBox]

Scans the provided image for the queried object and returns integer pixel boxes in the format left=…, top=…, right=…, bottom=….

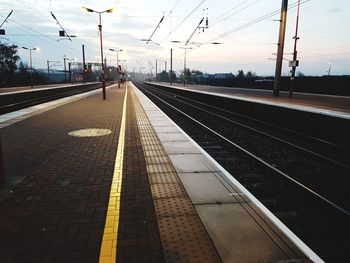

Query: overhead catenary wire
left=206, top=0, right=312, bottom=44
left=159, top=0, right=206, bottom=45
left=0, top=14, right=81, bottom=54
left=16, top=0, right=84, bottom=47
left=210, top=0, right=261, bottom=28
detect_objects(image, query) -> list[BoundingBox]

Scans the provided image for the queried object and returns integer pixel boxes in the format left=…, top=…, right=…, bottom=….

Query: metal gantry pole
left=170, top=49, right=173, bottom=85
left=99, top=13, right=106, bottom=100
left=184, top=49, right=186, bottom=87
left=273, top=0, right=289, bottom=96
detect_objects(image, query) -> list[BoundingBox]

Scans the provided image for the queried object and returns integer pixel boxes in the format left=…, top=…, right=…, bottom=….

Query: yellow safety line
left=99, top=85, right=128, bottom=263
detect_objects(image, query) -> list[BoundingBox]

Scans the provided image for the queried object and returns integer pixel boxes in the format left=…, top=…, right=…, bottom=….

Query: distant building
left=214, top=73, right=234, bottom=79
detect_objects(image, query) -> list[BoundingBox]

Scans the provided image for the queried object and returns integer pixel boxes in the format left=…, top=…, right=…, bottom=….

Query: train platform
left=0, top=82, right=321, bottom=262
left=149, top=82, right=350, bottom=120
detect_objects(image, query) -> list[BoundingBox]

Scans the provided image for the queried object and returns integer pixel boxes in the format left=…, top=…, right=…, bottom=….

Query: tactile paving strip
left=154, top=197, right=195, bottom=218
left=149, top=172, right=180, bottom=185
left=130, top=86, right=222, bottom=263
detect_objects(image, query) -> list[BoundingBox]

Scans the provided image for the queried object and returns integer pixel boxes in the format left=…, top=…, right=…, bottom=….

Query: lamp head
left=81, top=7, right=94, bottom=13
left=106, top=7, right=116, bottom=13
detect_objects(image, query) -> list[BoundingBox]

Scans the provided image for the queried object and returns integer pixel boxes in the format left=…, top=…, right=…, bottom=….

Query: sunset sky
left=1, top=0, right=349, bottom=76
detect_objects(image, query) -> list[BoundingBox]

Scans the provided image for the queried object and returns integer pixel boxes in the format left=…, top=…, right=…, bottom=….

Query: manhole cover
left=68, top=128, right=112, bottom=137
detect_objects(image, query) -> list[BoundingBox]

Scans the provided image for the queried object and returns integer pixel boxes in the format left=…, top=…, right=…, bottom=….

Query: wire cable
left=159, top=0, right=206, bottom=45
left=207, top=0, right=311, bottom=44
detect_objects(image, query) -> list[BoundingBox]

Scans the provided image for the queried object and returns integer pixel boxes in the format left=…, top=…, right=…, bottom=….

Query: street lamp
left=81, top=6, right=116, bottom=100
left=22, top=46, right=38, bottom=88
left=180, top=47, right=192, bottom=87
left=109, top=48, right=123, bottom=68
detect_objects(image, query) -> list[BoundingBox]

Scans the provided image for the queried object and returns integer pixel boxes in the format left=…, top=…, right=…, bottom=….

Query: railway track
left=135, top=82, right=350, bottom=262
left=0, top=83, right=102, bottom=115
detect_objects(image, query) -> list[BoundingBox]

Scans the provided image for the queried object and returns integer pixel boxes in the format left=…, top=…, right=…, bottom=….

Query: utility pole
left=170, top=49, right=173, bottom=85
left=184, top=50, right=186, bottom=87
left=289, top=0, right=300, bottom=98
left=47, top=60, right=60, bottom=82
left=273, top=0, right=289, bottom=96
left=82, top=44, right=86, bottom=83
left=165, top=61, right=167, bottom=72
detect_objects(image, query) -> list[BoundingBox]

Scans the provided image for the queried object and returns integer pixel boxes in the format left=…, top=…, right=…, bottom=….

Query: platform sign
left=289, top=60, right=299, bottom=67
left=0, top=29, right=5, bottom=35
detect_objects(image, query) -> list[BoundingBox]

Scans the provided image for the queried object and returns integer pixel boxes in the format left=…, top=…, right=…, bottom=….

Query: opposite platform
left=146, top=82, right=350, bottom=120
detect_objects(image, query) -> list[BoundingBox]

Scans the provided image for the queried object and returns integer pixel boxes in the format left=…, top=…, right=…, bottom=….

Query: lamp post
left=109, top=48, right=123, bottom=85
left=22, top=46, right=38, bottom=88
left=109, top=48, right=123, bottom=67
left=82, top=6, right=115, bottom=100
left=180, top=47, right=192, bottom=87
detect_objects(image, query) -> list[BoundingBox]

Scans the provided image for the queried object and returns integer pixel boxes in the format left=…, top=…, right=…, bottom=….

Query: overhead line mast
left=51, top=12, right=75, bottom=41
left=273, top=0, right=288, bottom=96
left=0, top=9, right=13, bottom=28
left=185, top=9, right=208, bottom=46
left=145, top=14, right=164, bottom=44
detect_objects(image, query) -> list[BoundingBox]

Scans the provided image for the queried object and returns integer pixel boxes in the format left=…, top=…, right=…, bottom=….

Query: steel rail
left=145, top=85, right=350, bottom=169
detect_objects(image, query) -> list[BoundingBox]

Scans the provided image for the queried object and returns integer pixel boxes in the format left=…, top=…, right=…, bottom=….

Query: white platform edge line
left=0, top=84, right=117, bottom=127
left=146, top=82, right=350, bottom=121
left=131, top=82, right=324, bottom=263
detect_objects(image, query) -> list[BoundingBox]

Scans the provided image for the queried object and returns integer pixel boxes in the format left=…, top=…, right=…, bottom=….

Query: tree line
left=156, top=68, right=259, bottom=84
left=0, top=42, right=47, bottom=88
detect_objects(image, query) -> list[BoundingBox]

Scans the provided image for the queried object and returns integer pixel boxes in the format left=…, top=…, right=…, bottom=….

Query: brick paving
left=0, top=84, right=164, bottom=262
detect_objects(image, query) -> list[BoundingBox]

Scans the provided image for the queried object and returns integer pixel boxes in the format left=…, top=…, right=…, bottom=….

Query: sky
left=0, top=0, right=349, bottom=76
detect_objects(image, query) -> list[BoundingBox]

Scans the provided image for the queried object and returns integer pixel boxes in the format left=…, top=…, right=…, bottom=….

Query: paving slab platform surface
left=0, top=82, right=321, bottom=262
